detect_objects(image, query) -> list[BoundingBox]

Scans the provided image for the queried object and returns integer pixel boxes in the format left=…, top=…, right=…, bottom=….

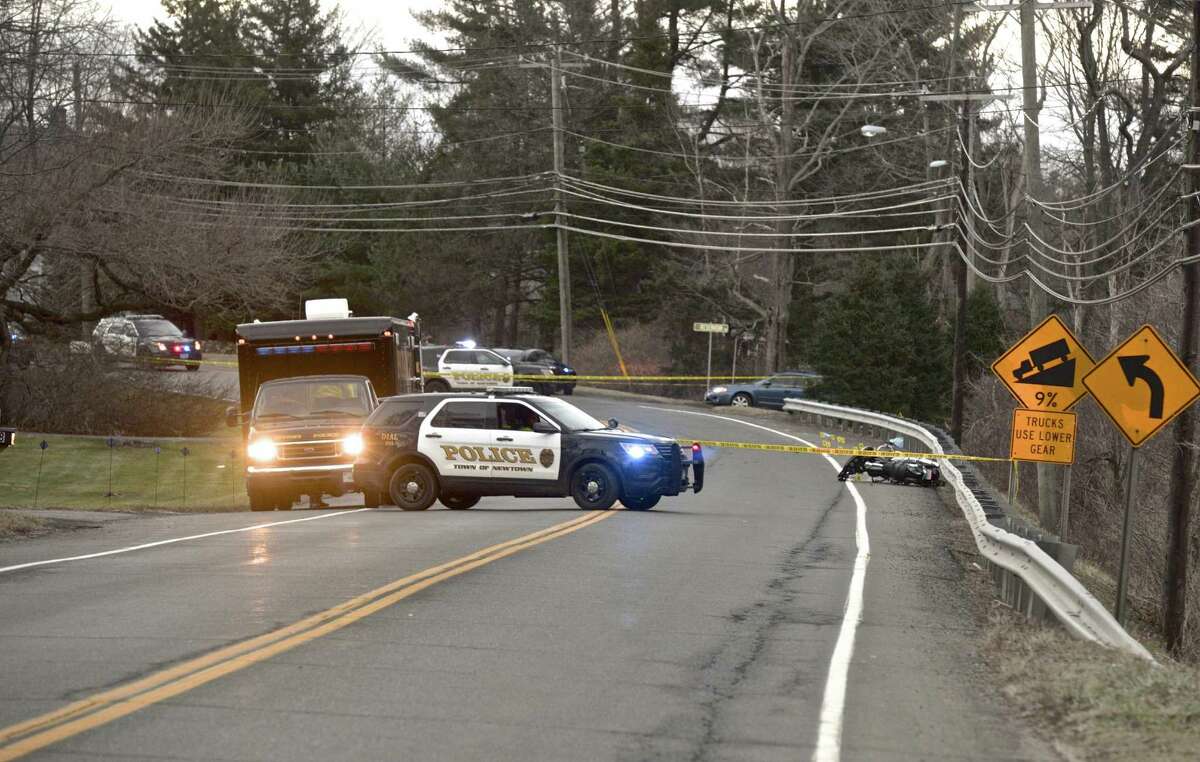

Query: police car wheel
left=730, top=393, right=752, bottom=407
left=439, top=493, right=479, bottom=510
left=424, top=379, right=450, bottom=393
left=389, top=464, right=437, bottom=511
left=570, top=462, right=620, bottom=510
left=620, top=493, right=661, bottom=511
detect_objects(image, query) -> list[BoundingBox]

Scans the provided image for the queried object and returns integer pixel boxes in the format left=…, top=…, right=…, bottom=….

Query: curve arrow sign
left=1118, top=355, right=1164, bottom=419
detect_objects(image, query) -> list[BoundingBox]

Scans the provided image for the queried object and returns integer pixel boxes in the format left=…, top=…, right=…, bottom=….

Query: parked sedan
left=704, top=371, right=821, bottom=409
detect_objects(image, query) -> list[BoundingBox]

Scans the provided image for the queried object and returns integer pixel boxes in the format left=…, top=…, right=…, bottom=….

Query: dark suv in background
left=494, top=348, right=577, bottom=395
left=92, top=315, right=203, bottom=370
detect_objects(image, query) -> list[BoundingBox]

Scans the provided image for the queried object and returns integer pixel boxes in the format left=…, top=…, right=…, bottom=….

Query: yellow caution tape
left=426, top=371, right=772, bottom=382
left=144, top=358, right=766, bottom=382
left=679, top=438, right=1009, bottom=463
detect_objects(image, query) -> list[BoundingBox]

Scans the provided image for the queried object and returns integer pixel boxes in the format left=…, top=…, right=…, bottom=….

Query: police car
left=421, top=346, right=515, bottom=392
left=353, top=388, right=704, bottom=511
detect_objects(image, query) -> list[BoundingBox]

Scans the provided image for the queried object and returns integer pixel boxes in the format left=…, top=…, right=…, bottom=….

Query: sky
left=104, top=0, right=445, bottom=51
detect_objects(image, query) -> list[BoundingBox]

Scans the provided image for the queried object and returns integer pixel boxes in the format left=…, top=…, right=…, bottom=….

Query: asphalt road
left=0, top=395, right=1053, bottom=761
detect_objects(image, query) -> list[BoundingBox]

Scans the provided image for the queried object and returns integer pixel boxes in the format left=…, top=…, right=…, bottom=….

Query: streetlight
left=929, top=159, right=949, bottom=169
left=860, top=124, right=887, bottom=138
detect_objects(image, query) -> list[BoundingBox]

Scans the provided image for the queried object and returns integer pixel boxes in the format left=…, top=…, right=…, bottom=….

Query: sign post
left=1083, top=324, right=1200, bottom=624
left=1114, top=447, right=1140, bottom=626
left=693, top=322, right=729, bottom=396
left=992, top=315, right=1094, bottom=526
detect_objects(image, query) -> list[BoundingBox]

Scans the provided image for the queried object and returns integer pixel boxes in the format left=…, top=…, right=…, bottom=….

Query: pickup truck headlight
left=194, top=340, right=202, bottom=351
left=247, top=438, right=277, bottom=462
left=620, top=442, right=657, bottom=459
left=342, top=432, right=364, bottom=456
left=710, top=386, right=728, bottom=394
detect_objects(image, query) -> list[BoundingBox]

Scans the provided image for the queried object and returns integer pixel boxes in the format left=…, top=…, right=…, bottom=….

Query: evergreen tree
left=810, top=256, right=951, bottom=423
left=121, top=0, right=258, bottom=108
left=245, top=0, right=355, bottom=158
left=124, top=0, right=357, bottom=163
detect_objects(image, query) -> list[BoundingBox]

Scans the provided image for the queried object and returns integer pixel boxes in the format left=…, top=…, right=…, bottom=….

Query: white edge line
left=638, top=405, right=867, bottom=762
left=0, top=509, right=372, bottom=575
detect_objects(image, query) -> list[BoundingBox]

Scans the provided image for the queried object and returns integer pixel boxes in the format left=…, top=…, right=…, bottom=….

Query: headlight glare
left=342, top=432, right=364, bottom=456
left=155, top=342, right=167, bottom=351
left=194, top=340, right=202, bottom=351
left=710, top=386, right=728, bottom=394
left=247, top=438, right=277, bottom=462
left=620, top=442, right=657, bottom=459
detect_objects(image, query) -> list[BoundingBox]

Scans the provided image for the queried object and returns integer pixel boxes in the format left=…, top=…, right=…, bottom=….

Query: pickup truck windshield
left=254, top=380, right=371, bottom=420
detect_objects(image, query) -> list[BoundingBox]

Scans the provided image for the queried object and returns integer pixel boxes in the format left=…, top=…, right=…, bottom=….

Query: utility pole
left=966, top=107, right=979, bottom=293
left=1163, top=0, right=1200, bottom=657
left=550, top=45, right=572, bottom=364
left=1019, top=0, right=1059, bottom=529
left=73, top=60, right=95, bottom=339
left=963, top=0, right=1090, bottom=526
left=951, top=98, right=971, bottom=443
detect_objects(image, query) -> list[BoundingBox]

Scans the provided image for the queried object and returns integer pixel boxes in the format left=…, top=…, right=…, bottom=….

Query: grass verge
left=0, top=433, right=248, bottom=511
left=985, top=606, right=1200, bottom=761
left=0, top=510, right=48, bottom=540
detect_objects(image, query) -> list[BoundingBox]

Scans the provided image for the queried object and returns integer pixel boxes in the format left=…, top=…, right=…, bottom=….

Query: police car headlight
left=710, top=386, right=728, bottom=394
left=620, top=442, right=657, bottom=459
left=155, top=342, right=168, bottom=352
left=341, top=432, right=364, bottom=456
left=247, top=438, right=277, bottom=462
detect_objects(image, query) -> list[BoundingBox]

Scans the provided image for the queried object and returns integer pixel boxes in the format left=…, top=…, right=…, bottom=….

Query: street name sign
left=1010, top=409, right=1076, bottom=465
left=693, top=322, right=729, bottom=334
left=1082, top=324, right=1200, bottom=447
left=991, top=314, right=1095, bottom=411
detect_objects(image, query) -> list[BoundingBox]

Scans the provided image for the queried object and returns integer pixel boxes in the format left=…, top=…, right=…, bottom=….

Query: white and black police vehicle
left=353, top=387, right=705, bottom=511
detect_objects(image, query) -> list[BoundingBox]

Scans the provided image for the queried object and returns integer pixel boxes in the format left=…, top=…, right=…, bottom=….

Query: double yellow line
left=0, top=510, right=615, bottom=761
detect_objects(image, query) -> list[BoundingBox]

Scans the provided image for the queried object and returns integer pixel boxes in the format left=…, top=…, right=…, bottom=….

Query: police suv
left=353, top=388, right=704, bottom=511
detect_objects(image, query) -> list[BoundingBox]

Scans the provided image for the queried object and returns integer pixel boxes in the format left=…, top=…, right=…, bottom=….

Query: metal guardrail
left=783, top=397, right=1154, bottom=662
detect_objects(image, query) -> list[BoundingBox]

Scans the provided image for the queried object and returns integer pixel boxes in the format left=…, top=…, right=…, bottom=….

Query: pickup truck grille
left=654, top=443, right=678, bottom=459
left=279, top=441, right=338, bottom=460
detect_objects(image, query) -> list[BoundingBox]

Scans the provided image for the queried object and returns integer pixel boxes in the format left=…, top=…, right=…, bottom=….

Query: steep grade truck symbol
left=1013, top=338, right=1075, bottom=388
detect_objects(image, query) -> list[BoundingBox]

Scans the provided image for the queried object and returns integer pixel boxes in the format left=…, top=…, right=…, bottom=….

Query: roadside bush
left=570, top=323, right=697, bottom=399
left=0, top=350, right=226, bottom=437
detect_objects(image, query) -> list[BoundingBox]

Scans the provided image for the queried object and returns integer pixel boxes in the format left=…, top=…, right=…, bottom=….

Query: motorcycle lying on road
left=836, top=440, right=941, bottom=487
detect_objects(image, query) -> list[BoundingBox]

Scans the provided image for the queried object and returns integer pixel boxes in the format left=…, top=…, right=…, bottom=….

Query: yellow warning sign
left=991, top=315, right=1095, bottom=411
left=1010, top=409, right=1077, bottom=465
left=1082, top=324, right=1200, bottom=447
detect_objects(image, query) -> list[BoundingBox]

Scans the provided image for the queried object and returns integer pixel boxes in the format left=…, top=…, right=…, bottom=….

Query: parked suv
left=92, top=315, right=202, bottom=370
left=494, top=348, right=576, bottom=395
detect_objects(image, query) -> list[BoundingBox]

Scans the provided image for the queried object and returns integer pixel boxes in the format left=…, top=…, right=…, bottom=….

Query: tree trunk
left=765, top=21, right=796, bottom=373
